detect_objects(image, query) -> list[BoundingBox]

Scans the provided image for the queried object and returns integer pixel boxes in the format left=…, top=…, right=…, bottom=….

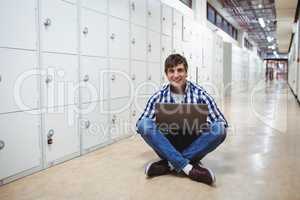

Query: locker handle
left=0, top=140, right=5, bottom=150
left=110, top=33, right=116, bottom=40
left=131, top=2, right=135, bottom=11
left=83, top=74, right=89, bottom=82
left=148, top=75, right=152, bottom=80
left=131, top=74, right=136, bottom=80
left=131, top=38, right=136, bottom=44
left=148, top=11, right=152, bottom=16
left=83, top=27, right=89, bottom=35
left=47, top=129, right=54, bottom=145
left=0, top=75, right=2, bottom=83
left=112, top=115, right=117, bottom=124
left=162, top=47, right=165, bottom=52
left=85, top=120, right=91, bottom=129
left=45, top=75, right=53, bottom=84
left=44, top=18, right=52, bottom=27
left=162, top=17, right=166, bottom=21
left=111, top=74, right=116, bottom=81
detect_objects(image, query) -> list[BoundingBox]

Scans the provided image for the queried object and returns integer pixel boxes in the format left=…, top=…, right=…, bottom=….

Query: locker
left=0, top=48, right=39, bottom=114
left=130, top=97, right=148, bottom=134
left=109, top=59, right=131, bottom=99
left=40, top=0, right=77, bottom=54
left=147, top=31, right=161, bottom=62
left=109, top=17, right=129, bottom=59
left=81, top=9, right=108, bottom=57
left=131, top=25, right=147, bottom=61
left=161, top=4, right=172, bottom=36
left=161, top=35, right=172, bottom=65
left=147, top=0, right=161, bottom=32
left=41, top=53, right=79, bottom=108
left=80, top=101, right=110, bottom=153
left=131, top=61, right=148, bottom=94
left=173, top=38, right=183, bottom=54
left=109, top=0, right=129, bottom=20
left=80, top=56, right=109, bottom=103
left=44, top=105, right=80, bottom=166
left=130, top=0, right=147, bottom=27
left=110, top=98, right=132, bottom=140
left=0, top=111, right=41, bottom=181
left=173, top=10, right=183, bottom=41
left=0, top=0, right=37, bottom=50
left=147, top=62, right=161, bottom=94
left=81, top=0, right=107, bottom=14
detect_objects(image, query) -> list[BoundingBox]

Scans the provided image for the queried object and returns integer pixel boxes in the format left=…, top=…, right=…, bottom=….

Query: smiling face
left=166, top=63, right=188, bottom=93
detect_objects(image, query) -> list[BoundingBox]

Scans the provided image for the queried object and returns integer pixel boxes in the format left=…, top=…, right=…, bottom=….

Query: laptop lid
left=155, top=103, right=209, bottom=134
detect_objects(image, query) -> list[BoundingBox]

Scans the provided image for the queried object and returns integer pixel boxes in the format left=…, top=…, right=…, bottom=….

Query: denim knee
left=136, top=117, right=153, bottom=135
left=211, top=122, right=227, bottom=142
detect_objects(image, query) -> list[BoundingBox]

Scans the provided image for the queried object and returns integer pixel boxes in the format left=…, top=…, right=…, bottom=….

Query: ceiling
left=219, top=0, right=298, bottom=55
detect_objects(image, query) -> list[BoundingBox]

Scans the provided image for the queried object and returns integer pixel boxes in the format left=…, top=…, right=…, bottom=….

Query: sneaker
left=145, top=160, right=171, bottom=177
left=188, top=164, right=216, bottom=185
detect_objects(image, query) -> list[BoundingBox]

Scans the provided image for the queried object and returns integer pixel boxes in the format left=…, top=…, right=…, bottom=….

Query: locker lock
left=83, top=27, right=89, bottom=35
left=83, top=74, right=89, bottom=82
left=162, top=17, right=166, bottom=21
left=44, top=18, right=52, bottom=27
left=0, top=75, right=2, bottom=83
left=131, top=74, right=136, bottom=80
left=148, top=44, right=152, bottom=52
left=131, top=38, right=136, bottom=45
left=45, top=75, right=53, bottom=84
left=162, top=47, right=165, bottom=52
left=111, top=74, right=116, bottom=81
left=148, top=11, right=152, bottom=16
left=85, top=120, right=91, bottom=129
left=132, top=110, right=136, bottom=117
left=148, top=75, right=152, bottom=81
left=0, top=140, right=5, bottom=150
left=47, top=129, right=54, bottom=145
left=131, top=2, right=135, bottom=11
left=112, top=115, right=117, bottom=124
left=110, top=33, right=116, bottom=40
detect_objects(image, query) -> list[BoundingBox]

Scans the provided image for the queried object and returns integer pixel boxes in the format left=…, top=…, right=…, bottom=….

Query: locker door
left=173, top=10, right=182, bottom=41
left=182, top=16, right=193, bottom=42
left=147, top=31, right=161, bottom=62
left=130, top=97, right=148, bottom=134
left=131, top=61, right=147, bottom=94
left=147, top=0, right=161, bottom=32
left=0, top=0, right=37, bottom=50
left=41, top=53, right=78, bottom=108
left=44, top=105, right=79, bottom=166
left=81, top=9, right=108, bottom=57
left=40, top=0, right=77, bottom=54
left=0, top=111, right=41, bottom=181
left=161, top=4, right=172, bottom=36
left=147, top=62, right=161, bottom=94
left=130, top=0, right=146, bottom=27
left=81, top=0, right=107, bottom=14
left=0, top=49, right=38, bottom=114
left=110, top=98, right=132, bottom=140
left=109, top=0, right=129, bottom=20
left=109, top=17, right=129, bottom=59
left=161, top=35, right=172, bottom=65
left=131, top=25, right=147, bottom=61
left=109, top=59, right=131, bottom=99
left=80, top=101, right=110, bottom=153
left=80, top=56, right=109, bottom=103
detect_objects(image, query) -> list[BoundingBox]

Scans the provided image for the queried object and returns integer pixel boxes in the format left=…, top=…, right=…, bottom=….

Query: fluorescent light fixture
left=267, top=36, right=274, bottom=42
left=258, top=18, right=265, bottom=28
left=268, top=45, right=275, bottom=49
left=258, top=4, right=263, bottom=8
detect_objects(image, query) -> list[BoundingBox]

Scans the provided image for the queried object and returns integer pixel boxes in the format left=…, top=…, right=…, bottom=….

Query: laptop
left=155, top=103, right=209, bottom=135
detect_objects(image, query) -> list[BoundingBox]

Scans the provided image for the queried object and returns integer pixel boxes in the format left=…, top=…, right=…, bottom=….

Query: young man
left=136, top=54, right=228, bottom=186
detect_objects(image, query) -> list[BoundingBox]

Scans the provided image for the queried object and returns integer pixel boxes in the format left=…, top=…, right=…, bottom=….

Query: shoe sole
left=205, top=167, right=216, bottom=186
left=144, top=161, right=156, bottom=177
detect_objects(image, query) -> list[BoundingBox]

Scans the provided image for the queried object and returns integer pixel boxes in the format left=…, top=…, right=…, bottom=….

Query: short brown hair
left=164, top=54, right=188, bottom=74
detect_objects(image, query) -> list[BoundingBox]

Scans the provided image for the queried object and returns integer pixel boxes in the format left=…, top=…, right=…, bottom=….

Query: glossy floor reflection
left=0, top=78, right=299, bottom=200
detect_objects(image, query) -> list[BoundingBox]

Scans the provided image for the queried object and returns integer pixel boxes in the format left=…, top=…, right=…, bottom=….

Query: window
left=207, top=3, right=238, bottom=40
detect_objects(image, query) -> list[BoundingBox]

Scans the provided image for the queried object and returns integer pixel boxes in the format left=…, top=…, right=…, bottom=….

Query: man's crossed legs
left=137, top=118, right=227, bottom=186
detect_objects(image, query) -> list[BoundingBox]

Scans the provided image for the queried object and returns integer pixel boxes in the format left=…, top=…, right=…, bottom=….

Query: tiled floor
left=1, top=78, right=300, bottom=200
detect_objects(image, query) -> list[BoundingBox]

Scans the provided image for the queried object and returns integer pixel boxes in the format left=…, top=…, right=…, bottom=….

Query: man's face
left=166, top=63, right=188, bottom=90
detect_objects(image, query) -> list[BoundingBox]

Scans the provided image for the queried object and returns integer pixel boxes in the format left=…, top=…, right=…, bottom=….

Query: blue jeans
left=136, top=118, right=227, bottom=171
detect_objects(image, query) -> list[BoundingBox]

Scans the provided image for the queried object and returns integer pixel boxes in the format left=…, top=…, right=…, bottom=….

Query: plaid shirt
left=137, top=80, right=228, bottom=128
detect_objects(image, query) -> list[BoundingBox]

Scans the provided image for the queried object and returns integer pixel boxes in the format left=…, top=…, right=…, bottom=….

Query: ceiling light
left=258, top=4, right=263, bottom=8
left=258, top=18, right=265, bottom=28
left=268, top=45, right=275, bottom=49
left=267, top=36, right=274, bottom=42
